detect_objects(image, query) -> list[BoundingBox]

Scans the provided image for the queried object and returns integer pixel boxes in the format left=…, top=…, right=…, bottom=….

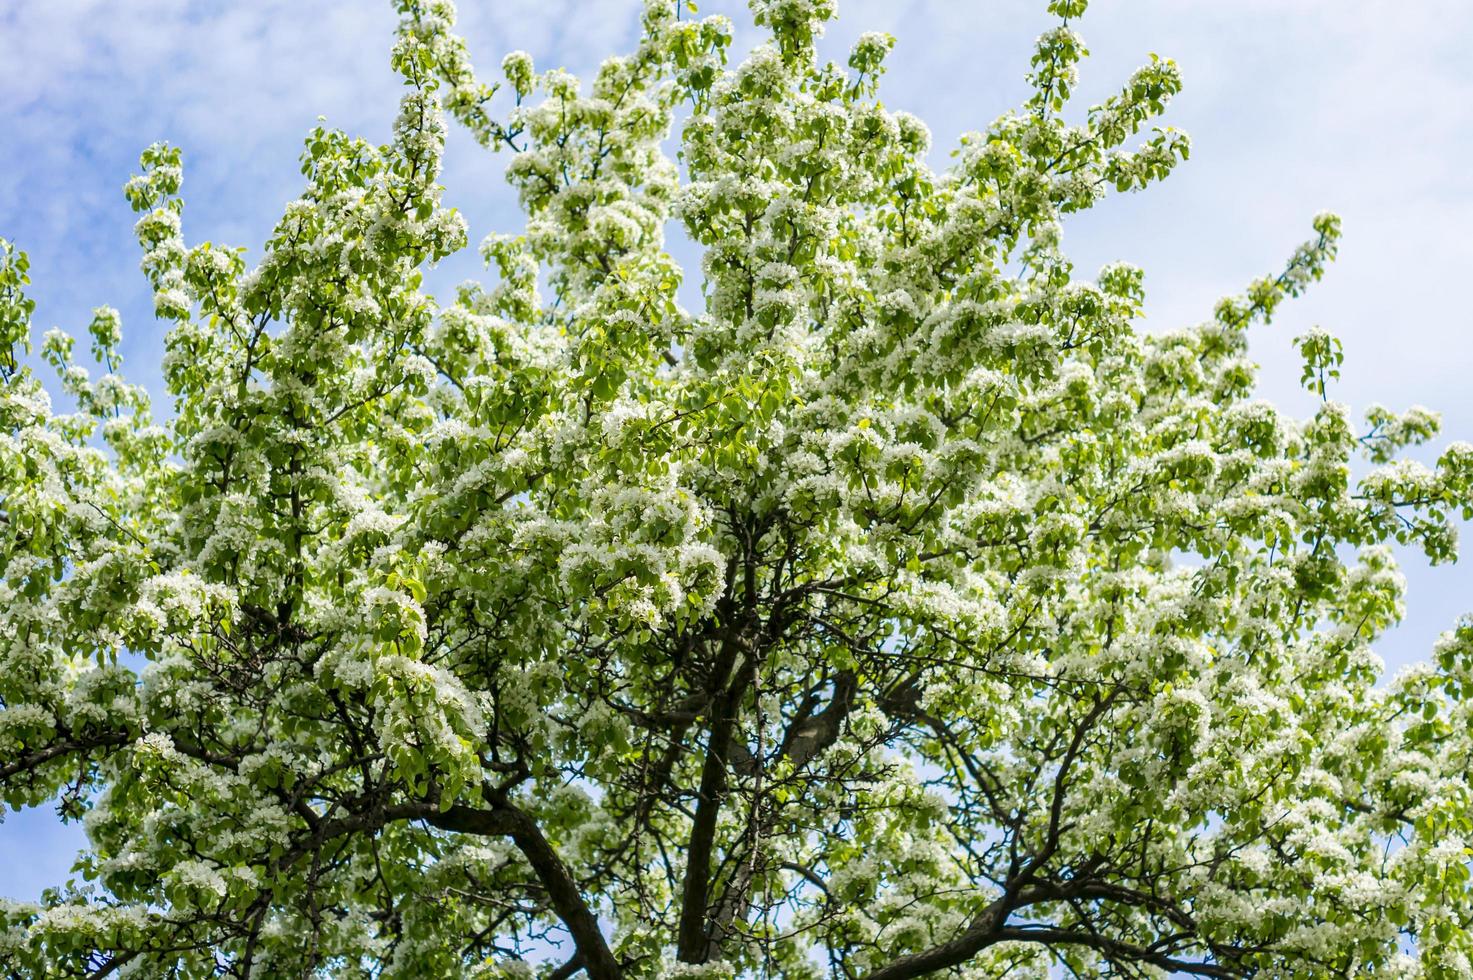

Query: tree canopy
left=5, top=0, right=1473, bottom=976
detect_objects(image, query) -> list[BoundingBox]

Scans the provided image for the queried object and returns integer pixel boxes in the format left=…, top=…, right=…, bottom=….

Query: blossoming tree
left=5, top=0, right=1473, bottom=976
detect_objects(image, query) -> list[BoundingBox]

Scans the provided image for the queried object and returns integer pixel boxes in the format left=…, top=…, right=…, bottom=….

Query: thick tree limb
left=862, top=875, right=1239, bottom=980
left=427, top=804, right=622, bottom=980
left=676, top=625, right=756, bottom=963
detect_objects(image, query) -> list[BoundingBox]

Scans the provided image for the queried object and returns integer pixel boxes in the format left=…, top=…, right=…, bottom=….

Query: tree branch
left=427, top=804, right=622, bottom=980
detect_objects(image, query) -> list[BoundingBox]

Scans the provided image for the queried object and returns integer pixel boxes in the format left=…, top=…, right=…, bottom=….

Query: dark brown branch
left=863, top=885, right=1239, bottom=980
left=427, top=804, right=621, bottom=980
left=0, top=731, right=130, bottom=782
left=675, top=626, right=756, bottom=963
left=547, top=951, right=587, bottom=980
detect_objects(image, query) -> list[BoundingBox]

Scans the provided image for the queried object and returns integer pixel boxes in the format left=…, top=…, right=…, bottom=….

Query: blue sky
left=2, top=0, right=1471, bottom=902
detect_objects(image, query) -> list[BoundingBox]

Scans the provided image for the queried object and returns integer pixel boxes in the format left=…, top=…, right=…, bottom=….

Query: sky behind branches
left=2, top=0, right=1472, bottom=902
